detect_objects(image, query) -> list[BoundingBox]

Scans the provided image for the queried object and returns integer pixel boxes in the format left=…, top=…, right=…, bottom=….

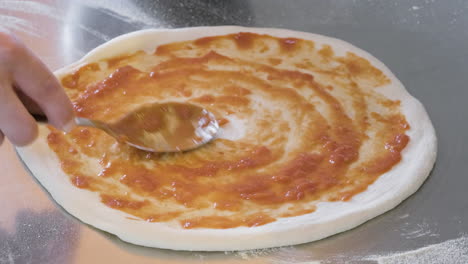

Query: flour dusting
left=0, top=1, right=57, bottom=35
left=398, top=213, right=409, bottom=219
left=79, top=0, right=165, bottom=28
left=0, top=0, right=163, bottom=40
left=365, top=236, right=468, bottom=264
left=399, top=219, right=439, bottom=239
left=0, top=0, right=58, bottom=18
left=0, top=15, right=38, bottom=36
left=233, top=247, right=283, bottom=260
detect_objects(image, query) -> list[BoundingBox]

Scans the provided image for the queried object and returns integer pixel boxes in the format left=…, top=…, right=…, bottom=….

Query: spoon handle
left=75, top=117, right=95, bottom=127
left=32, top=114, right=95, bottom=128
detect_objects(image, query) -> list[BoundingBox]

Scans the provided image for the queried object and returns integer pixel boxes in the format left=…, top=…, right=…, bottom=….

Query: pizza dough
left=17, top=26, right=437, bottom=251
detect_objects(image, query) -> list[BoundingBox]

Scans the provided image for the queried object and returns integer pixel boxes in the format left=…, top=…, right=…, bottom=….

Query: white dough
left=17, top=26, right=437, bottom=251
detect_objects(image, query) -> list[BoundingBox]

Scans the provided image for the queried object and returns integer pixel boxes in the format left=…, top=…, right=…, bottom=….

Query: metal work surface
left=1, top=0, right=467, bottom=263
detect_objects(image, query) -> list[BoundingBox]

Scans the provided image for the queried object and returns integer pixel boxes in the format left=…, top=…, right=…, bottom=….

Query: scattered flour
left=79, top=0, right=165, bottom=28
left=0, top=0, right=162, bottom=40
left=0, top=1, right=57, bottom=35
left=233, top=247, right=283, bottom=260
left=399, top=219, right=439, bottom=239
left=398, top=213, right=410, bottom=219
left=226, top=236, right=468, bottom=264
left=0, top=15, right=39, bottom=36
left=365, top=236, right=468, bottom=264
left=0, top=0, right=58, bottom=18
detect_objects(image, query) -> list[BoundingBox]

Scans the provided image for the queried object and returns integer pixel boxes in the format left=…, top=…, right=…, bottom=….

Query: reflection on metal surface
left=1, top=0, right=468, bottom=263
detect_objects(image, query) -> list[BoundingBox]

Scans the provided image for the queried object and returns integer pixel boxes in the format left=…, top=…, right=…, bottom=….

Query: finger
left=4, top=34, right=75, bottom=132
left=15, top=87, right=43, bottom=115
left=0, top=130, right=4, bottom=146
left=0, top=81, right=38, bottom=146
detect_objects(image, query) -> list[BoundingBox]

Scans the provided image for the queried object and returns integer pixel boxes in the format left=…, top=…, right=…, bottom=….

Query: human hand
left=0, top=32, right=75, bottom=146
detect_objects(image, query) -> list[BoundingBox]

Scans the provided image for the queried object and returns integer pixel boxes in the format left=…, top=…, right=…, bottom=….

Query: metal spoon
left=34, top=102, right=219, bottom=152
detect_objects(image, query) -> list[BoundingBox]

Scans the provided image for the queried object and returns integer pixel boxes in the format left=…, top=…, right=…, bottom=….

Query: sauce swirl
left=50, top=32, right=410, bottom=229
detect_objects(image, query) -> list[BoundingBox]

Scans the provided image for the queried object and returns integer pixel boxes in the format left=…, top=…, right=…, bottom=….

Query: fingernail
left=62, top=118, right=77, bottom=133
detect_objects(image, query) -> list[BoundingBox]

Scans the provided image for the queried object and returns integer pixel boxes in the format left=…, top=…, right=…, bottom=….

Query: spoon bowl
left=37, top=102, right=219, bottom=153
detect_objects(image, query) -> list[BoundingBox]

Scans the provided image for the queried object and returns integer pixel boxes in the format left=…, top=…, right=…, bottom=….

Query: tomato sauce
left=49, top=32, right=409, bottom=229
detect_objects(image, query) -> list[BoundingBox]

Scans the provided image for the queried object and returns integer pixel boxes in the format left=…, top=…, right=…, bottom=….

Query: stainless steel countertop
left=1, top=1, right=467, bottom=263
